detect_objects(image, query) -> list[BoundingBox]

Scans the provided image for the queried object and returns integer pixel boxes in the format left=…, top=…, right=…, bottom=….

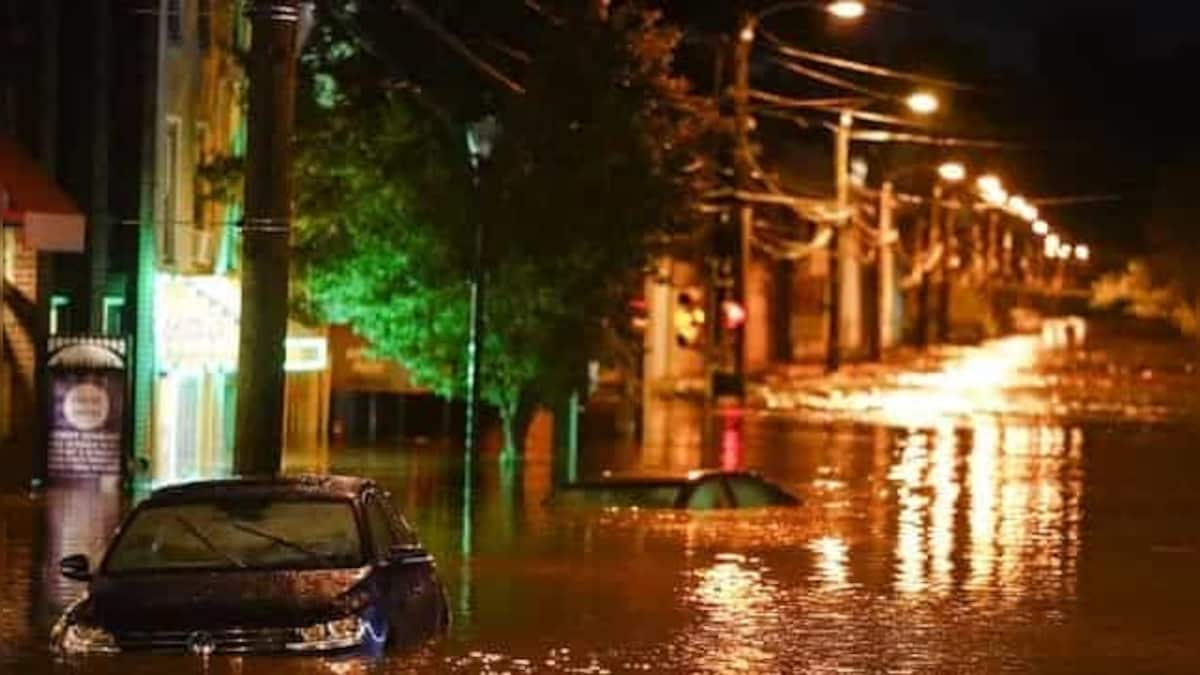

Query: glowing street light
left=937, top=161, right=966, bottom=183
left=977, top=175, right=1002, bottom=194
left=1074, top=244, right=1090, bottom=262
left=1032, top=219, right=1050, bottom=236
left=827, top=1, right=867, bottom=20
left=906, top=91, right=939, bottom=115
left=1007, top=195, right=1038, bottom=222
left=1058, top=243, right=1072, bottom=259
left=1045, top=232, right=1061, bottom=258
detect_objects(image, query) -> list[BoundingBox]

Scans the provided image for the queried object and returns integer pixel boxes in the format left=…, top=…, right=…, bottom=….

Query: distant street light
left=977, top=175, right=1002, bottom=194
left=937, top=161, right=966, bottom=183
left=1074, top=244, right=1091, bottom=262
left=827, top=1, right=867, bottom=19
left=1032, top=219, right=1050, bottom=236
left=1045, top=232, right=1061, bottom=258
left=906, top=91, right=939, bottom=115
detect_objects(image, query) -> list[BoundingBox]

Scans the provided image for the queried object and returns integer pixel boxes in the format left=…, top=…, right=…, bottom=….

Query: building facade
left=0, top=0, right=331, bottom=488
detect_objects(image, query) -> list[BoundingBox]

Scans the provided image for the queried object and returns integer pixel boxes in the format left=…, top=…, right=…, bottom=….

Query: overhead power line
left=395, top=0, right=526, bottom=94
left=760, top=29, right=979, bottom=93
left=767, top=56, right=895, bottom=103
left=851, top=129, right=1024, bottom=149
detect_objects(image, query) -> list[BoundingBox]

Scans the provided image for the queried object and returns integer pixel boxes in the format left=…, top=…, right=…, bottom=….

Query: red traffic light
left=721, top=300, right=746, bottom=330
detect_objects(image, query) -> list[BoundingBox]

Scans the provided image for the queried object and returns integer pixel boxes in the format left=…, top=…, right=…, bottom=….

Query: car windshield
left=104, top=498, right=364, bottom=573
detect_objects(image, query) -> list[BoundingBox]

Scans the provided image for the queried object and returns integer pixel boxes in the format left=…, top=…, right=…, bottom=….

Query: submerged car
left=51, top=475, right=448, bottom=657
left=549, top=470, right=799, bottom=510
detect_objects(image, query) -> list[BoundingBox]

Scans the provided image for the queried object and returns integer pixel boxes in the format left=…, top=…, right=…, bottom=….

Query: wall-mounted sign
left=46, top=337, right=128, bottom=480
left=155, top=274, right=327, bottom=373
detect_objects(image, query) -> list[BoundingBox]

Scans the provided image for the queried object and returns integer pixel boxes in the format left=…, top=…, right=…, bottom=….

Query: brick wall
left=3, top=232, right=41, bottom=487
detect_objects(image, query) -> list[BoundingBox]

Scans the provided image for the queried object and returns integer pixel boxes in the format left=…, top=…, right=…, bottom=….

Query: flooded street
left=3, top=325, right=1200, bottom=673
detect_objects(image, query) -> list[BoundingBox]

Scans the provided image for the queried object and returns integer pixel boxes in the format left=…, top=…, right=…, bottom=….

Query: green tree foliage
left=1092, top=157, right=1200, bottom=339
left=294, top=3, right=714, bottom=454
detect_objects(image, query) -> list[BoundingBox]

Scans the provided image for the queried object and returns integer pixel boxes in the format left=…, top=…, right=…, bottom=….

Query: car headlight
left=286, top=616, right=366, bottom=651
left=53, top=622, right=120, bottom=655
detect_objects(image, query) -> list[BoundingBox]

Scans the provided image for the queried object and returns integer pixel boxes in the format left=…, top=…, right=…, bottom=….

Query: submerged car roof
left=566, top=469, right=766, bottom=487
left=147, top=474, right=376, bottom=504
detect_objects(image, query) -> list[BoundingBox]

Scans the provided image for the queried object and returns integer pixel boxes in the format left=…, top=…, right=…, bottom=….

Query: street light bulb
left=1045, top=233, right=1061, bottom=258
left=937, top=162, right=966, bottom=183
left=977, top=175, right=1002, bottom=194
left=1032, top=219, right=1049, bottom=236
left=906, top=91, right=939, bottom=115
left=739, top=24, right=755, bottom=43
left=1058, top=243, right=1072, bottom=259
left=827, top=1, right=866, bottom=20
left=1075, top=244, right=1090, bottom=262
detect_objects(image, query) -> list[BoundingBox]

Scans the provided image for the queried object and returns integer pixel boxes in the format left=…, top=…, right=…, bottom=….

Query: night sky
left=663, top=0, right=1200, bottom=261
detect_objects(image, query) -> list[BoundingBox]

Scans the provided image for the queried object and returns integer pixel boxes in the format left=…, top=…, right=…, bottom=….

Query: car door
left=362, top=491, right=404, bottom=640
left=364, top=491, right=440, bottom=642
left=380, top=493, right=444, bottom=633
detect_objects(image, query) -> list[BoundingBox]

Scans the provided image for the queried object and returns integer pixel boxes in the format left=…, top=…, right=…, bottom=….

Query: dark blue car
left=51, top=475, right=448, bottom=656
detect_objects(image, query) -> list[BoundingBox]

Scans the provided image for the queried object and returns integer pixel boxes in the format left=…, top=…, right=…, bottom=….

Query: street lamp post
left=464, top=117, right=498, bottom=457
left=827, top=109, right=853, bottom=372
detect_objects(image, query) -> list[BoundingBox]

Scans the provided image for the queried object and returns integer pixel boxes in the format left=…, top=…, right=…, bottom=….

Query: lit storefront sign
left=155, top=274, right=326, bottom=373
left=285, top=337, right=328, bottom=372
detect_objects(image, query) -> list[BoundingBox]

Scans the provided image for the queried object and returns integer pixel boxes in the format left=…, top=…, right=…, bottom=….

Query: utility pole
left=916, top=182, right=940, bottom=348
left=936, top=196, right=954, bottom=343
left=728, top=12, right=754, bottom=390
left=827, top=110, right=852, bottom=373
left=234, top=0, right=300, bottom=475
left=875, top=180, right=896, bottom=358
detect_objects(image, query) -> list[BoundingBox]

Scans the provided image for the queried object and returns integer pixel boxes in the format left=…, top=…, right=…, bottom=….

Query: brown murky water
left=3, top=325, right=1200, bottom=673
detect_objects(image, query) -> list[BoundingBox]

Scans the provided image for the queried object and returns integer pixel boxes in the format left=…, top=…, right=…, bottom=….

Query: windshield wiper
left=226, top=520, right=331, bottom=564
left=175, top=516, right=247, bottom=568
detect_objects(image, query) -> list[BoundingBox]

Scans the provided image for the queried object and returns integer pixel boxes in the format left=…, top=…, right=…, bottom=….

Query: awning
left=0, top=135, right=86, bottom=252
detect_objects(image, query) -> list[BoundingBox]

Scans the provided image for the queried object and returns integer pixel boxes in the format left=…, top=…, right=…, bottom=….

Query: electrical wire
left=760, top=29, right=980, bottom=93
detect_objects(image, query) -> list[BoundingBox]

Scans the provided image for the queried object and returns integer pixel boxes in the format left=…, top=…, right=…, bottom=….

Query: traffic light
left=673, top=289, right=706, bottom=348
left=629, top=296, right=648, bottom=333
left=721, top=299, right=746, bottom=331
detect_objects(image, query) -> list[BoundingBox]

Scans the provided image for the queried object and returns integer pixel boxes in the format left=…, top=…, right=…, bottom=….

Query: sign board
left=46, top=336, right=128, bottom=480
left=154, top=274, right=328, bottom=373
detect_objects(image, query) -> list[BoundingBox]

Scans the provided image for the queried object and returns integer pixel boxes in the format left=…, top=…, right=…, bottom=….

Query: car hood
left=78, top=567, right=372, bottom=631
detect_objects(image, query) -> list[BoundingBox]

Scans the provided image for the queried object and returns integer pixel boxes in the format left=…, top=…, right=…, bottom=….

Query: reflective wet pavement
left=4, top=323, right=1200, bottom=673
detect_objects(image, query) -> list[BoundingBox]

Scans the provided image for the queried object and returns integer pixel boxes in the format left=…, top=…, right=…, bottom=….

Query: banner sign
left=46, top=336, right=128, bottom=480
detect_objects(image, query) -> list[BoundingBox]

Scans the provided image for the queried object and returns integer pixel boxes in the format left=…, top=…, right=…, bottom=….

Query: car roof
left=146, top=474, right=377, bottom=504
left=567, top=469, right=766, bottom=488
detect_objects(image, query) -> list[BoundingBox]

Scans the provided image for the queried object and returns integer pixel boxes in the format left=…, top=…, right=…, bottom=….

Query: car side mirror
left=60, top=554, right=92, bottom=582
left=389, top=544, right=432, bottom=566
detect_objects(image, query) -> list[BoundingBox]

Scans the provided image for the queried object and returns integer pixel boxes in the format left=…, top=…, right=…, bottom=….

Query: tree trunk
left=499, top=393, right=535, bottom=462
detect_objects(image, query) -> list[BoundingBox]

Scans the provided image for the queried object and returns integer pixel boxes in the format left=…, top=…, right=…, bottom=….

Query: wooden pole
left=234, top=0, right=299, bottom=475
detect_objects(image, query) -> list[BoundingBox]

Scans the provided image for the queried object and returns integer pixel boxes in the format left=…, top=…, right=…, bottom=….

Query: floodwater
left=3, top=321, right=1200, bottom=673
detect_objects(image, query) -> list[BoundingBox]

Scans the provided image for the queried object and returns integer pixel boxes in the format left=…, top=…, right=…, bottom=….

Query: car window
left=726, top=476, right=778, bottom=508
left=104, top=499, right=363, bottom=573
left=687, top=478, right=732, bottom=510
left=380, top=494, right=418, bottom=547
left=364, top=495, right=397, bottom=559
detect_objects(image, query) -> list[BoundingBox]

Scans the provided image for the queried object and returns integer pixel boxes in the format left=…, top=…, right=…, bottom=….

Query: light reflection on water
left=2, top=328, right=1200, bottom=671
